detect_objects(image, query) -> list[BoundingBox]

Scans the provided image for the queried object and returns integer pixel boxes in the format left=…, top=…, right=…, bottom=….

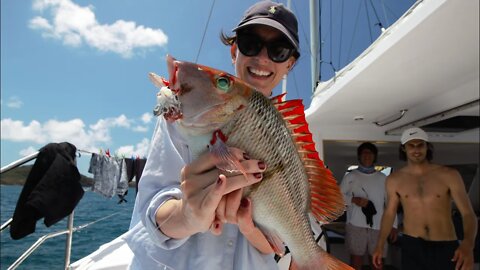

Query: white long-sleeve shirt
left=340, top=169, right=396, bottom=230
left=123, top=118, right=277, bottom=270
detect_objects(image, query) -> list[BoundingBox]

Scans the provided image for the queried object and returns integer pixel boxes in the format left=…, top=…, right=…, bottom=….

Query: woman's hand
left=212, top=195, right=274, bottom=254
left=156, top=147, right=265, bottom=239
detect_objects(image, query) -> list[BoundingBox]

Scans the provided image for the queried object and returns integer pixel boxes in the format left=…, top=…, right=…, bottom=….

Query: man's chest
left=398, top=175, right=450, bottom=202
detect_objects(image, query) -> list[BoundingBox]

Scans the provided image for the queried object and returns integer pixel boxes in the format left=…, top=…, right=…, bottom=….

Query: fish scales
left=223, top=91, right=315, bottom=262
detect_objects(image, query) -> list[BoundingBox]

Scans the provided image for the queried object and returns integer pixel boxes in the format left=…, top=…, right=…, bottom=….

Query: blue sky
left=1, top=0, right=413, bottom=174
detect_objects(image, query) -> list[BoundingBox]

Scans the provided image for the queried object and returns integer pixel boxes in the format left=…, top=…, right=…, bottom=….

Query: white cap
left=401, top=127, right=429, bottom=144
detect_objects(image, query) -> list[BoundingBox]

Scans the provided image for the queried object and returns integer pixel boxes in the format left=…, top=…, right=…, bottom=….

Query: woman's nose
left=257, top=46, right=270, bottom=62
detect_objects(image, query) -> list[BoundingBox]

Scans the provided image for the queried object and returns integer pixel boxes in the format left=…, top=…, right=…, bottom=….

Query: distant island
left=1, top=165, right=136, bottom=187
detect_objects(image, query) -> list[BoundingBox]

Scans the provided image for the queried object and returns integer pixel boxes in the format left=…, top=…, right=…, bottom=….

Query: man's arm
left=372, top=175, right=400, bottom=268
left=448, top=168, right=477, bottom=270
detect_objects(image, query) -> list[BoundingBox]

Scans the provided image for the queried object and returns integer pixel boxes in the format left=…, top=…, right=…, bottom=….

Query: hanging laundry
left=134, top=158, right=147, bottom=183
left=116, top=159, right=129, bottom=204
left=88, top=154, right=128, bottom=199
left=10, top=142, right=84, bottom=240
left=123, top=158, right=135, bottom=182
left=122, top=157, right=147, bottom=194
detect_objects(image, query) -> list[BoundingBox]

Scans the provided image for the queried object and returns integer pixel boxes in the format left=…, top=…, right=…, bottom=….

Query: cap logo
left=268, top=6, right=276, bottom=14
left=409, top=132, right=417, bottom=135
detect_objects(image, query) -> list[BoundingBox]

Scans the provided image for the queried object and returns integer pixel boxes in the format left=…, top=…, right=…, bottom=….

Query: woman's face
left=232, top=25, right=296, bottom=97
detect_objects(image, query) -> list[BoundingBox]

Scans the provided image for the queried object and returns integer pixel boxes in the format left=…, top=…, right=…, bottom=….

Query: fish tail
left=291, top=249, right=353, bottom=270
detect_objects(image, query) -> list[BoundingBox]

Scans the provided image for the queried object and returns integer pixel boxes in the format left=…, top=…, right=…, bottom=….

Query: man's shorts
left=345, top=223, right=387, bottom=256
left=401, top=234, right=459, bottom=270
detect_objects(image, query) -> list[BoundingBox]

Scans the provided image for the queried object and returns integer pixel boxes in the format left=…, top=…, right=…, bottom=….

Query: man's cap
left=233, top=1, right=299, bottom=51
left=401, top=127, right=429, bottom=144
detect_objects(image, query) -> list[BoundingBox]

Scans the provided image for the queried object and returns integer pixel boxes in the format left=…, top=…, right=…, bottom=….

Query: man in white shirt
left=340, top=142, right=397, bottom=270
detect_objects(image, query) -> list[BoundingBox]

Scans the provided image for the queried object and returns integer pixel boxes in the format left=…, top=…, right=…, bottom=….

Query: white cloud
left=29, top=0, right=168, bottom=58
left=141, top=112, right=152, bottom=124
left=116, top=138, right=150, bottom=158
left=19, top=146, right=39, bottom=157
left=132, top=125, right=148, bottom=132
left=6, top=96, right=24, bottom=108
left=0, top=114, right=149, bottom=152
left=0, top=119, right=45, bottom=143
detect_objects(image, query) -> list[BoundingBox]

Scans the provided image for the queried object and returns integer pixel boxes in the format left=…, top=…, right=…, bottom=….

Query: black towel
left=362, top=200, right=377, bottom=227
left=10, top=142, right=84, bottom=240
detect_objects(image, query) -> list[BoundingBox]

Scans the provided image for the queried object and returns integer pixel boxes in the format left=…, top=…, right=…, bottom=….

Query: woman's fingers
left=237, top=198, right=254, bottom=231
left=184, top=147, right=246, bottom=175
left=224, top=189, right=243, bottom=223
left=215, top=196, right=227, bottom=224
left=178, top=147, right=267, bottom=235
left=210, top=216, right=223, bottom=236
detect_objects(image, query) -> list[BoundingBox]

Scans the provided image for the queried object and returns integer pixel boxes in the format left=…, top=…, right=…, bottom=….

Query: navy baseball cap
left=233, top=1, right=299, bottom=51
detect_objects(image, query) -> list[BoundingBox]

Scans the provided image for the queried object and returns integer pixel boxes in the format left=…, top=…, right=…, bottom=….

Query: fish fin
left=209, top=130, right=247, bottom=178
left=291, top=248, right=353, bottom=270
left=257, top=224, right=286, bottom=256
left=149, top=72, right=170, bottom=88
left=273, top=99, right=346, bottom=223
left=270, top=93, right=287, bottom=104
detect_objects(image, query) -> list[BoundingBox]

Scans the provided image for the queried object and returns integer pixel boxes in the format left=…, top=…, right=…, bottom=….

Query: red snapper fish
left=149, top=55, right=350, bottom=270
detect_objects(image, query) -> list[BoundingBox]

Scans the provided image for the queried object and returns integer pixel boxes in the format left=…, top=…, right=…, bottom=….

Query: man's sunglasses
left=236, top=33, right=296, bottom=63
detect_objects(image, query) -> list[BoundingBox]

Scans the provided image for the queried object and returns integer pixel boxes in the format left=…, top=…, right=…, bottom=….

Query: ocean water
left=0, top=185, right=135, bottom=270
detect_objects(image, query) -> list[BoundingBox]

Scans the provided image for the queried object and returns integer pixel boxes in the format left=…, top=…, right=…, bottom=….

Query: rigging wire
left=318, top=0, right=322, bottom=82
left=329, top=0, right=333, bottom=69
left=379, top=0, right=390, bottom=27
left=368, top=0, right=385, bottom=31
left=337, top=0, right=345, bottom=70
left=195, top=0, right=216, bottom=63
left=346, top=0, right=364, bottom=64
left=292, top=0, right=312, bottom=56
left=383, top=3, right=402, bottom=22
left=364, top=0, right=374, bottom=43
left=319, top=0, right=339, bottom=79
left=286, top=0, right=307, bottom=97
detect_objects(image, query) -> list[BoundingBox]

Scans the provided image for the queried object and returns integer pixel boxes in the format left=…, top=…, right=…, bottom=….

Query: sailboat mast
left=310, top=0, right=319, bottom=92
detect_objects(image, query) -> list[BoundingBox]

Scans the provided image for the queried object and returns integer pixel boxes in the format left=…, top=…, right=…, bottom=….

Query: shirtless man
left=372, top=127, right=477, bottom=270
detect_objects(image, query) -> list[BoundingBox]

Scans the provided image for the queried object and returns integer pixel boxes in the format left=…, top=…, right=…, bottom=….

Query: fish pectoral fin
left=257, top=225, right=286, bottom=257
left=209, top=131, right=247, bottom=178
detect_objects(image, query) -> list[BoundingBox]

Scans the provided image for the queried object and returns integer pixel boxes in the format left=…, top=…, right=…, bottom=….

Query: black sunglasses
left=236, top=33, right=296, bottom=63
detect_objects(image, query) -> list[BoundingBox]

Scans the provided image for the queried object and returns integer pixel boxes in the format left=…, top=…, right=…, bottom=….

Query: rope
left=195, top=0, right=216, bottom=63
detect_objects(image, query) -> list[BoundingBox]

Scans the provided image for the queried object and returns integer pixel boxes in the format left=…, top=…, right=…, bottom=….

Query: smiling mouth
left=248, top=67, right=272, bottom=77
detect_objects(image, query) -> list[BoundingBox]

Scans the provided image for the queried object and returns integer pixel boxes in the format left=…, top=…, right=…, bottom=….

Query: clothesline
left=77, top=149, right=146, bottom=159
left=76, top=148, right=146, bottom=160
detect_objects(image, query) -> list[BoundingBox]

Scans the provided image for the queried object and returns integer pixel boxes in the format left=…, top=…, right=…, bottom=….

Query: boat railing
left=0, top=152, right=122, bottom=270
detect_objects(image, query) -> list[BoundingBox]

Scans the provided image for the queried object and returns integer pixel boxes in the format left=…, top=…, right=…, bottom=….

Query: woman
left=125, top=1, right=300, bottom=269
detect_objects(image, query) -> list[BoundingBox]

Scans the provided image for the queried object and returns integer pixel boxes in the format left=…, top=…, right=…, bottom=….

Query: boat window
left=421, top=115, right=479, bottom=133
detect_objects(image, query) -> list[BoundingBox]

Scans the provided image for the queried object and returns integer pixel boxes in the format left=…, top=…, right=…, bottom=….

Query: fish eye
left=216, top=76, right=231, bottom=92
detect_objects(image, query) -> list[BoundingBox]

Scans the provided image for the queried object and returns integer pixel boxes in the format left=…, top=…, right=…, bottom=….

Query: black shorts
left=401, top=234, right=459, bottom=270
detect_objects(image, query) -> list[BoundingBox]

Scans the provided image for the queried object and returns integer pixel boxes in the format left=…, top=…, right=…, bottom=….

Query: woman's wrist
left=156, top=199, right=197, bottom=238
